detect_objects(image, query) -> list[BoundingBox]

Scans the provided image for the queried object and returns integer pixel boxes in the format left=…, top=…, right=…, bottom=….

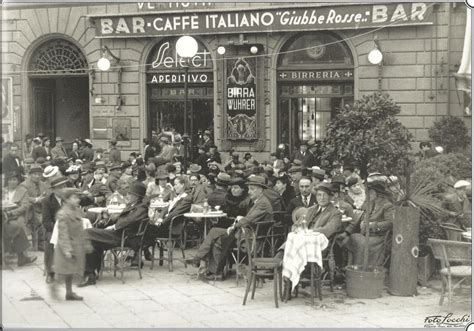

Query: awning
left=454, top=8, right=471, bottom=93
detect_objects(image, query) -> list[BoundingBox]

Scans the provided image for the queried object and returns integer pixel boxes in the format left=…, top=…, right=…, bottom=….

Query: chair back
left=428, top=238, right=471, bottom=269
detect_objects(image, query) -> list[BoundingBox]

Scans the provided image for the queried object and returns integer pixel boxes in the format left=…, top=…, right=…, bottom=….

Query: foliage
left=428, top=115, right=471, bottom=153
left=322, top=93, right=412, bottom=178
left=413, top=153, right=472, bottom=193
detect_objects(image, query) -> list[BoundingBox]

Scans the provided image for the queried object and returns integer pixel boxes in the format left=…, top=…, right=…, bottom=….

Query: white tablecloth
left=282, top=231, right=329, bottom=290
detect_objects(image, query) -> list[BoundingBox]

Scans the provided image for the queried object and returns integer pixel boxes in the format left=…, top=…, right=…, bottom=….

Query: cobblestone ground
left=2, top=250, right=471, bottom=328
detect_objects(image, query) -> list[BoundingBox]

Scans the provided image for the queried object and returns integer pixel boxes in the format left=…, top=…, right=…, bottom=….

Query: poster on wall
left=226, top=57, right=257, bottom=140
left=112, top=118, right=131, bottom=146
left=2, top=77, right=13, bottom=142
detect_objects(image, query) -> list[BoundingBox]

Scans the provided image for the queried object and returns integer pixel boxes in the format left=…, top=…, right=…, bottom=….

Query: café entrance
left=277, top=32, right=354, bottom=154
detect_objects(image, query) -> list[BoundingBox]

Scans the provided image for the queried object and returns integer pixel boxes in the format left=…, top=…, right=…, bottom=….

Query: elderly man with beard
left=79, top=181, right=149, bottom=287
left=186, top=175, right=273, bottom=279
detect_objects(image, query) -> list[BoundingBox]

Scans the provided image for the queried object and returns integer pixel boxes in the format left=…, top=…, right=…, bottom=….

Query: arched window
left=29, top=39, right=88, bottom=75
left=277, top=33, right=354, bottom=152
left=278, top=32, right=353, bottom=68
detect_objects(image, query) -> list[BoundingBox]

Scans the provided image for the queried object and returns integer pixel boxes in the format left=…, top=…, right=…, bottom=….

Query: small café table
left=184, top=211, right=227, bottom=239
left=282, top=230, right=329, bottom=305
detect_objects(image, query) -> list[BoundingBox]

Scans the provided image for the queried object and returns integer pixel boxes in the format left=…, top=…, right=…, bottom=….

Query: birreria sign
left=91, top=3, right=433, bottom=38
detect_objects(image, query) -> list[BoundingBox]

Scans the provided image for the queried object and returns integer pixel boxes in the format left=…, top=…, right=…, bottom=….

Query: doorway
left=30, top=77, right=90, bottom=146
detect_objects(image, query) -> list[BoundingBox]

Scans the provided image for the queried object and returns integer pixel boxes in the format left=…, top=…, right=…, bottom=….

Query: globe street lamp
left=176, top=36, right=198, bottom=172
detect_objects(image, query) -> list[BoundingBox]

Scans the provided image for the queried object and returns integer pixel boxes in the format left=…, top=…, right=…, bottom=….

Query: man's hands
left=64, top=252, right=73, bottom=259
left=105, top=224, right=116, bottom=231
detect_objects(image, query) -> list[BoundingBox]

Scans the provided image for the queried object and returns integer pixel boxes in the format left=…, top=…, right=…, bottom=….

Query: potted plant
left=322, top=93, right=412, bottom=299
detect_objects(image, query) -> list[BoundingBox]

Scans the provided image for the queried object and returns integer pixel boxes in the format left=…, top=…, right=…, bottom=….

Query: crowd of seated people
left=2, top=134, right=470, bottom=298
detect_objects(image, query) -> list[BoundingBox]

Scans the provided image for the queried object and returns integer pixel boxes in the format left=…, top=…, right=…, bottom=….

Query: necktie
left=303, top=196, right=309, bottom=207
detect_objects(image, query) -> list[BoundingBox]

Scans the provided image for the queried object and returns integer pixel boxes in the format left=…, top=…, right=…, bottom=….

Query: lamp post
left=97, top=45, right=123, bottom=112
left=176, top=36, right=198, bottom=171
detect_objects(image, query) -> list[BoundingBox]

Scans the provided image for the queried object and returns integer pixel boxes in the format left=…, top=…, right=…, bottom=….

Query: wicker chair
left=428, top=238, right=471, bottom=305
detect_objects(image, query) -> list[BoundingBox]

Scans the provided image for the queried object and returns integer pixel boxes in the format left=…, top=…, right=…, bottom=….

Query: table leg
left=204, top=218, right=207, bottom=239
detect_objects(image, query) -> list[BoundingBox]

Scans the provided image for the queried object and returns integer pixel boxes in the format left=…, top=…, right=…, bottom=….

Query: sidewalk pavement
left=2, top=250, right=471, bottom=328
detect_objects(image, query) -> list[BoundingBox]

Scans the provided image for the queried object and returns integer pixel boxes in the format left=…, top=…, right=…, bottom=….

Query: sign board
left=149, top=38, right=212, bottom=70
left=92, top=3, right=434, bottom=38
left=147, top=73, right=213, bottom=84
left=226, top=57, right=257, bottom=140
left=277, top=69, right=354, bottom=81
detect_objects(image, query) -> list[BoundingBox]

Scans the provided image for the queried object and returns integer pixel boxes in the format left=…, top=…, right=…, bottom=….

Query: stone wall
left=1, top=2, right=469, bottom=160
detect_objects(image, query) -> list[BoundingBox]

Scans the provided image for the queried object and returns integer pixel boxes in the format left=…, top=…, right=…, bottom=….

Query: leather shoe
left=78, top=275, right=96, bottom=287
left=143, top=248, right=152, bottom=261
left=185, top=257, right=200, bottom=268
left=46, top=273, right=55, bottom=284
left=18, top=255, right=37, bottom=267
left=66, top=293, right=83, bottom=301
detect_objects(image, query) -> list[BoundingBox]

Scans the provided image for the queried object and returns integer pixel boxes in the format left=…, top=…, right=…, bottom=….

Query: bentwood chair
left=101, top=219, right=150, bottom=283
left=150, top=214, right=188, bottom=272
left=242, top=225, right=284, bottom=308
left=428, top=238, right=471, bottom=306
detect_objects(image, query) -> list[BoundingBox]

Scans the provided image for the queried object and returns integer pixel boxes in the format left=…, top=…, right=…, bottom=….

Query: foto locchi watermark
left=424, top=313, right=471, bottom=328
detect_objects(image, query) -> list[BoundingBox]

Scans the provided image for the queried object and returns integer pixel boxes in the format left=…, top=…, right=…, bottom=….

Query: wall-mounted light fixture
left=217, top=46, right=226, bottom=55
left=368, top=36, right=384, bottom=92
left=97, top=45, right=123, bottom=112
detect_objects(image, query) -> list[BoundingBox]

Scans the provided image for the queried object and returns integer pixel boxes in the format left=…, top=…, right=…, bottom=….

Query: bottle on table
left=203, top=199, right=209, bottom=214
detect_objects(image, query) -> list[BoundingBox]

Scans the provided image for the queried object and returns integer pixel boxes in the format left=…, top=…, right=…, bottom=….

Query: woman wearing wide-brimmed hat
left=339, top=180, right=395, bottom=267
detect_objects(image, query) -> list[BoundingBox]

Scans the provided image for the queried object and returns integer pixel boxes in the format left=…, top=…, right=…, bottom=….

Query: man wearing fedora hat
left=338, top=180, right=394, bottom=267
left=3, top=172, right=38, bottom=267
left=291, top=140, right=308, bottom=163
left=302, top=139, right=318, bottom=168
left=20, top=164, right=48, bottom=250
left=51, top=137, right=67, bottom=160
left=42, top=176, right=70, bottom=282
left=105, top=164, right=123, bottom=193
left=80, top=181, right=149, bottom=287
left=206, top=172, right=231, bottom=208
left=186, top=175, right=273, bottom=278
left=80, top=139, right=94, bottom=162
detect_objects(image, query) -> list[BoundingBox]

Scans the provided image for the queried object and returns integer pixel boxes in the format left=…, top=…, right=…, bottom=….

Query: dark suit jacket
left=81, top=178, right=112, bottom=206
left=42, top=192, right=62, bottom=233
left=291, top=150, right=306, bottom=162
left=286, top=193, right=317, bottom=222
left=207, top=187, right=228, bottom=208
left=306, top=203, right=342, bottom=238
left=32, top=146, right=48, bottom=161
left=158, top=194, right=192, bottom=234
left=3, top=154, right=24, bottom=178
left=281, top=186, right=296, bottom=209
left=114, top=201, right=149, bottom=232
left=302, top=150, right=318, bottom=168
left=263, top=188, right=284, bottom=212
left=144, top=145, right=155, bottom=163
left=238, top=195, right=273, bottom=228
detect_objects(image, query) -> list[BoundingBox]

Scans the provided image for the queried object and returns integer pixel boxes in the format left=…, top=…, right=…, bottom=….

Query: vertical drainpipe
left=446, top=3, right=452, bottom=116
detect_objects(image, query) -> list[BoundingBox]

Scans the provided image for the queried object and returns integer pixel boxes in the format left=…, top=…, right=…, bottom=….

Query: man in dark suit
left=147, top=176, right=193, bottom=239
left=79, top=181, right=149, bottom=287
left=301, top=139, right=318, bottom=168
left=42, top=176, right=70, bottom=283
left=290, top=141, right=308, bottom=163
left=285, top=177, right=317, bottom=225
left=3, top=144, right=24, bottom=181
left=305, top=182, right=343, bottom=238
left=143, top=138, right=155, bottom=163
left=186, top=175, right=273, bottom=278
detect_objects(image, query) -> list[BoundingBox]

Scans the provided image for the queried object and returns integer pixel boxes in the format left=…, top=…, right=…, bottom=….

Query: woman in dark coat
left=223, top=177, right=251, bottom=220
left=53, top=188, right=89, bottom=300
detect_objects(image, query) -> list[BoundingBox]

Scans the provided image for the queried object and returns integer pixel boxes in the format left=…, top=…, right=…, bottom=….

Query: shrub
left=428, top=116, right=470, bottom=153
left=322, top=92, right=412, bottom=178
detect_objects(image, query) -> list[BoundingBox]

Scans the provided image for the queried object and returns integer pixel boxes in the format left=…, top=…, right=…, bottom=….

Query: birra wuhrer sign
left=226, top=57, right=257, bottom=140
left=91, top=3, right=433, bottom=38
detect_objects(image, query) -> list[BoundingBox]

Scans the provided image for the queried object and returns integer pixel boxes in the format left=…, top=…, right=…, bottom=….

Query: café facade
left=1, top=2, right=470, bottom=159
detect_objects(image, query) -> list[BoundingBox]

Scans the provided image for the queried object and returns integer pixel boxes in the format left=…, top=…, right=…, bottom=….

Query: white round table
left=184, top=212, right=227, bottom=238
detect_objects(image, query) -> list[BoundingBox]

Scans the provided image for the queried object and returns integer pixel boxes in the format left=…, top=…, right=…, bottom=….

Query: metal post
left=183, top=64, right=189, bottom=172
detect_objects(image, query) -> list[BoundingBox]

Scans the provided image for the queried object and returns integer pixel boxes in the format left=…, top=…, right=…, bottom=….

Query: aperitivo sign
left=90, top=3, right=433, bottom=38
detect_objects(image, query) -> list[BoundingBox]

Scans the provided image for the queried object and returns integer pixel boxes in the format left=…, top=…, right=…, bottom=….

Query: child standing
left=54, top=188, right=87, bottom=300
